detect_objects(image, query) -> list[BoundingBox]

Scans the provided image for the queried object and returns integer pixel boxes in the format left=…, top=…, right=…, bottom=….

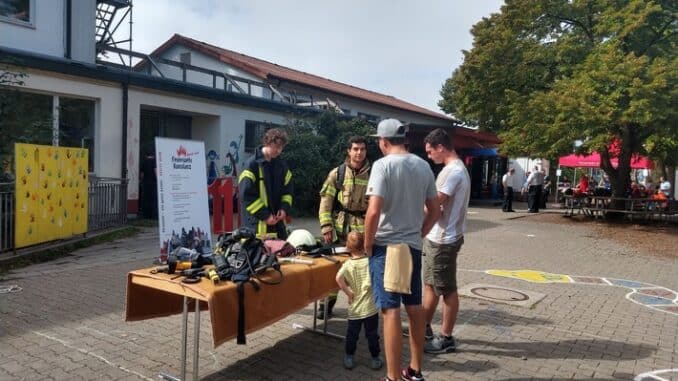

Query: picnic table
left=563, top=195, right=676, bottom=222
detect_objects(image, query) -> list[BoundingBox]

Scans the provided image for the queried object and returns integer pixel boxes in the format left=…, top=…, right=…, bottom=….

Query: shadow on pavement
left=461, top=338, right=656, bottom=361
left=453, top=308, right=553, bottom=328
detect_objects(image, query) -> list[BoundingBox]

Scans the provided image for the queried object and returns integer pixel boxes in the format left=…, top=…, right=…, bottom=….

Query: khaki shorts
left=423, top=237, right=463, bottom=296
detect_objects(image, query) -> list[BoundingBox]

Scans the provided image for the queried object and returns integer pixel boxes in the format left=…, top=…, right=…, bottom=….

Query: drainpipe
left=65, top=0, right=72, bottom=59
left=121, top=81, right=128, bottom=180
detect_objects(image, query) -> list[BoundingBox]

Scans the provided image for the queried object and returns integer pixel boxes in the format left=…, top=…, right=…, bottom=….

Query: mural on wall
left=206, top=150, right=219, bottom=184
left=14, top=143, right=88, bottom=248
left=222, top=134, right=243, bottom=177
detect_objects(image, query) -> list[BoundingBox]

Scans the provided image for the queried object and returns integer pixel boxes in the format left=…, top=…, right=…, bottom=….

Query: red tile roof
left=141, top=34, right=453, bottom=122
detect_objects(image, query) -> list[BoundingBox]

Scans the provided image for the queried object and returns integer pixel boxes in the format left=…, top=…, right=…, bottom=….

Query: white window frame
left=0, top=0, right=36, bottom=28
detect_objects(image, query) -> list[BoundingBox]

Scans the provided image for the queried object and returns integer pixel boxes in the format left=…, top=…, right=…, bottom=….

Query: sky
left=124, top=1, right=505, bottom=115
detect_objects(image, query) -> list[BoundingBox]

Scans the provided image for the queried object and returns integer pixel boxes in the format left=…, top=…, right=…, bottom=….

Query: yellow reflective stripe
left=284, top=169, right=292, bottom=186
left=257, top=220, right=269, bottom=238
left=354, top=178, right=368, bottom=186
left=319, top=212, right=333, bottom=225
left=282, top=194, right=293, bottom=205
left=350, top=224, right=365, bottom=232
left=258, top=166, right=268, bottom=207
left=320, top=183, right=337, bottom=197
left=246, top=199, right=265, bottom=214
left=239, top=169, right=256, bottom=183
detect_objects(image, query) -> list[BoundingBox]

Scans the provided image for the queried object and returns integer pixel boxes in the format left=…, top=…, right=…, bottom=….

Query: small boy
left=336, top=231, right=383, bottom=370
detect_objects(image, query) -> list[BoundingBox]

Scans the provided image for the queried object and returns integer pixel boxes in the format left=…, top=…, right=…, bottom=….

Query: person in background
left=364, top=118, right=439, bottom=381
left=317, top=136, right=371, bottom=319
left=239, top=128, right=293, bottom=239
left=574, top=174, right=589, bottom=196
left=336, top=231, right=383, bottom=371
left=526, top=166, right=543, bottom=213
left=540, top=169, right=551, bottom=209
left=1, top=157, right=14, bottom=183
left=501, top=168, right=516, bottom=212
left=660, top=176, right=672, bottom=198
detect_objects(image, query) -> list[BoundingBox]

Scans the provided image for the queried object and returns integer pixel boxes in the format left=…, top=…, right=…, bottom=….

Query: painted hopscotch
left=486, top=269, right=678, bottom=316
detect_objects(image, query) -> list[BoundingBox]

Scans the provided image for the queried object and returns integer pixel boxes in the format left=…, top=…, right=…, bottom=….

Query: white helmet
left=286, top=229, right=316, bottom=248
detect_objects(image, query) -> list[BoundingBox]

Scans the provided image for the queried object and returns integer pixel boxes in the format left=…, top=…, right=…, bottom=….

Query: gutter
left=65, top=0, right=72, bottom=59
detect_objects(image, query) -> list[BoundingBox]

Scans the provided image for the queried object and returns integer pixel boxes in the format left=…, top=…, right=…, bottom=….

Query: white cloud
left=122, top=0, right=504, bottom=114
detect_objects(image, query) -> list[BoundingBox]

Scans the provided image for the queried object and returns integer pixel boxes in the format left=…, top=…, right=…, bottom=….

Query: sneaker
left=424, top=334, right=456, bottom=354
left=343, top=354, right=355, bottom=370
left=402, top=324, right=434, bottom=340
left=370, top=356, right=383, bottom=370
left=401, top=367, right=425, bottom=381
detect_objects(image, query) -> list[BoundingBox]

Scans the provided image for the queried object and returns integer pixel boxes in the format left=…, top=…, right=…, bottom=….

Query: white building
left=1, top=0, right=498, bottom=216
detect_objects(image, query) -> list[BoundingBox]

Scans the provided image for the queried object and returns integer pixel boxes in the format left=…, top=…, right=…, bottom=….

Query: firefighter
left=239, top=128, right=293, bottom=239
left=317, top=136, right=371, bottom=319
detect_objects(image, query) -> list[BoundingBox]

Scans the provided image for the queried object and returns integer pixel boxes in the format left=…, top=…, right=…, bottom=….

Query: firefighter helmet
left=286, top=229, right=317, bottom=248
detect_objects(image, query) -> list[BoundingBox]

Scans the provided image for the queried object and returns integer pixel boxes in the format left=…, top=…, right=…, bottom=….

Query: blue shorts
left=369, top=245, right=422, bottom=309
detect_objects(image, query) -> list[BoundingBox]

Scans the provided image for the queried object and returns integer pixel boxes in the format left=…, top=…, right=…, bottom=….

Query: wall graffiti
left=206, top=150, right=219, bottom=184
left=222, top=134, right=243, bottom=177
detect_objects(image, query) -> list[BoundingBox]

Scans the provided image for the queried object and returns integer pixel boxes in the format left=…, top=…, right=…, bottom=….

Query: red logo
left=176, top=145, right=188, bottom=157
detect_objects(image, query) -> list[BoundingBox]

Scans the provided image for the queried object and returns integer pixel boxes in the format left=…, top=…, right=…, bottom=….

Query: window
left=59, top=97, right=95, bottom=170
left=0, top=89, right=53, bottom=160
left=244, top=120, right=277, bottom=153
left=357, top=112, right=379, bottom=123
left=0, top=89, right=96, bottom=172
left=0, top=0, right=34, bottom=26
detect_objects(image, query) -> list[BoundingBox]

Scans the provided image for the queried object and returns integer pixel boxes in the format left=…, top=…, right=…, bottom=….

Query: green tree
left=440, top=0, right=677, bottom=197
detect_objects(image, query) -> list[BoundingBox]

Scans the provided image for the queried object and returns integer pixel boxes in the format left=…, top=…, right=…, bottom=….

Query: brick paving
left=1, top=206, right=676, bottom=380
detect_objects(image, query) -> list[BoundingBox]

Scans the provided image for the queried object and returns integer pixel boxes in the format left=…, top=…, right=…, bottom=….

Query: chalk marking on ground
left=34, top=331, right=155, bottom=381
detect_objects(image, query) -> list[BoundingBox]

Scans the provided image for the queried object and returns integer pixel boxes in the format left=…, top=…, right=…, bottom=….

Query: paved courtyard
left=1, top=206, right=676, bottom=380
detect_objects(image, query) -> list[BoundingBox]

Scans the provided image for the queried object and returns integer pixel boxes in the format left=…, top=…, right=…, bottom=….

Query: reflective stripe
left=246, top=198, right=265, bottom=214
left=319, top=212, right=333, bottom=225
left=258, top=166, right=268, bottom=207
left=239, top=169, right=256, bottom=183
left=354, top=178, right=368, bottom=186
left=284, top=169, right=292, bottom=186
left=282, top=194, right=292, bottom=206
left=320, top=183, right=337, bottom=197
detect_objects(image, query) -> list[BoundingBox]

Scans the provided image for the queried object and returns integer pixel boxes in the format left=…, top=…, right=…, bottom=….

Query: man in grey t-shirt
left=364, top=118, right=439, bottom=381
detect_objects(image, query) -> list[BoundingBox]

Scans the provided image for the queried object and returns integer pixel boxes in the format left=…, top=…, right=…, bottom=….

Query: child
left=335, top=231, right=383, bottom=370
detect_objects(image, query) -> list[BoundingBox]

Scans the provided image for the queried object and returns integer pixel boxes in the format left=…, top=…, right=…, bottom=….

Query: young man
left=238, top=128, right=293, bottom=239
left=501, top=168, right=515, bottom=212
left=364, top=119, right=440, bottom=381
left=317, top=136, right=371, bottom=319
left=421, top=128, right=470, bottom=354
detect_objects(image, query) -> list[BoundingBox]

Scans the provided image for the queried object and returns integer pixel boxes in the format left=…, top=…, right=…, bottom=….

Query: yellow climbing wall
left=14, top=144, right=88, bottom=248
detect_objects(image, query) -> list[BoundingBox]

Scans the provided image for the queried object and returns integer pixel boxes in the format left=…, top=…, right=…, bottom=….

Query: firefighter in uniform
left=317, top=136, right=370, bottom=319
left=239, top=128, right=293, bottom=239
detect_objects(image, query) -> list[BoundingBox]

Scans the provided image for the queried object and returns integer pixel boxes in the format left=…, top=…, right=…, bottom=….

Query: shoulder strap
left=335, top=163, right=347, bottom=192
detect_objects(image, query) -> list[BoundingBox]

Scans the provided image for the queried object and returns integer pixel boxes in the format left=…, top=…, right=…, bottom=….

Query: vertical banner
left=14, top=144, right=88, bottom=248
left=155, top=138, right=212, bottom=261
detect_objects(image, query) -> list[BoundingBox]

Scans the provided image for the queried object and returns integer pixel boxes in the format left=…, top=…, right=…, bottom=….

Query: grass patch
left=0, top=226, right=140, bottom=275
left=128, top=218, right=158, bottom=227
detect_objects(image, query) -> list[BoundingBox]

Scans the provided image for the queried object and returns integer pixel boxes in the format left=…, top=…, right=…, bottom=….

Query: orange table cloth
left=126, top=256, right=346, bottom=348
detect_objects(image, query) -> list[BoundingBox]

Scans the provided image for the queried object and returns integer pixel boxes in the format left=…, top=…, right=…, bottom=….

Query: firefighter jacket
left=239, top=146, right=293, bottom=239
left=318, top=159, right=370, bottom=239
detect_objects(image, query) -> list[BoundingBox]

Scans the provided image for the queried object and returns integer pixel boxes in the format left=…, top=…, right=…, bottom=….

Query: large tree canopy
left=440, top=0, right=677, bottom=196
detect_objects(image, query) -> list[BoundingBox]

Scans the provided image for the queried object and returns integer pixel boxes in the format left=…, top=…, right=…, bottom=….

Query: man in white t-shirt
left=501, top=168, right=516, bottom=212
left=659, top=176, right=672, bottom=198
left=421, top=128, right=471, bottom=354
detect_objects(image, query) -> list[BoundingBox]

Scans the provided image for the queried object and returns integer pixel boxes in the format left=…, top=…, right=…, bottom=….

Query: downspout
left=121, top=81, right=128, bottom=180
left=65, top=0, right=72, bottom=59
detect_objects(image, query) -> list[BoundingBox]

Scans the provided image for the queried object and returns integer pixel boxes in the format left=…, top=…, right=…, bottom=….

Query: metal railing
left=0, top=177, right=128, bottom=253
left=0, top=183, right=14, bottom=252
left=88, top=176, right=128, bottom=231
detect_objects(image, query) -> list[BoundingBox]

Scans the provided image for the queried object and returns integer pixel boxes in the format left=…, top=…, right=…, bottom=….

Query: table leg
left=192, top=299, right=200, bottom=381
left=158, top=296, right=189, bottom=381
left=293, top=296, right=345, bottom=340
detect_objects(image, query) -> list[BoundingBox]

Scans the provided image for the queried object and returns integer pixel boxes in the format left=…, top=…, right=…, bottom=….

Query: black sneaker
left=424, top=334, right=456, bottom=354
left=402, top=324, right=433, bottom=340
left=401, top=367, right=425, bottom=381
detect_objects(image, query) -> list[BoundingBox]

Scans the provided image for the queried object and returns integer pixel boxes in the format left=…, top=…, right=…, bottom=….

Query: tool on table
left=278, top=257, right=314, bottom=265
